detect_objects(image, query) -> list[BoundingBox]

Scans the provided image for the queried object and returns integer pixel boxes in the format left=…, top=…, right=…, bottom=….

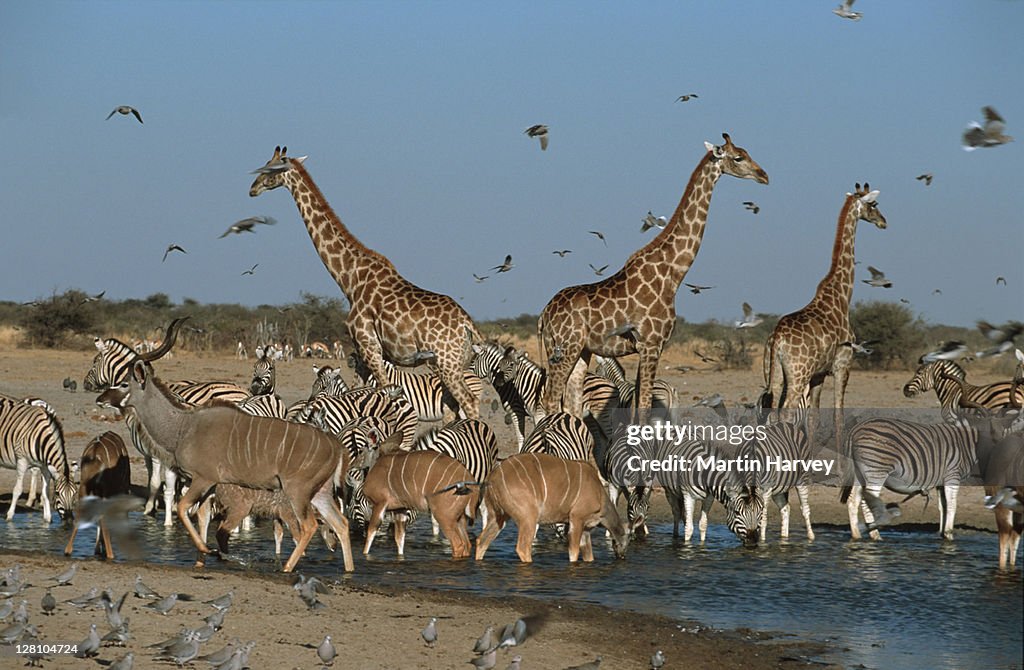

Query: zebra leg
left=143, top=454, right=160, bottom=516
left=6, top=458, right=30, bottom=520
left=24, top=467, right=40, bottom=508
left=862, top=485, right=882, bottom=541
left=775, top=490, right=792, bottom=539
left=163, top=467, right=177, bottom=527
left=39, top=468, right=53, bottom=524
left=941, top=484, right=958, bottom=541
left=665, top=490, right=683, bottom=538
left=847, top=484, right=864, bottom=539
left=796, top=483, right=814, bottom=542
left=682, top=493, right=696, bottom=542
left=759, top=495, right=770, bottom=543
left=698, top=497, right=712, bottom=543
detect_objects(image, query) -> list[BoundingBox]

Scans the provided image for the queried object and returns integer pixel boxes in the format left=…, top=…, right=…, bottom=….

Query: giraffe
left=538, top=133, right=769, bottom=419
left=760, top=183, right=887, bottom=446
left=249, top=146, right=483, bottom=419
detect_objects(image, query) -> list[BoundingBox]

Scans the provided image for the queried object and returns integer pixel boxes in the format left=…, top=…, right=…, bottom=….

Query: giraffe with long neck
left=538, top=134, right=769, bottom=418
left=761, top=183, right=887, bottom=440
left=250, top=146, right=483, bottom=419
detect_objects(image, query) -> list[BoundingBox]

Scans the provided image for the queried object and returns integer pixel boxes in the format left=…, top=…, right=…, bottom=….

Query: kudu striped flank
left=125, top=353, right=354, bottom=573
left=64, top=431, right=131, bottom=560
left=475, top=452, right=629, bottom=563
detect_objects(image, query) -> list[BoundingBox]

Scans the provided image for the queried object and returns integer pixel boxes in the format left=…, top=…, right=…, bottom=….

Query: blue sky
left=1, top=1, right=1020, bottom=327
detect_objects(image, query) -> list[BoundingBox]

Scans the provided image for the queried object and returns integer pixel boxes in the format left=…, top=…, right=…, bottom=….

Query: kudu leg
left=363, top=503, right=389, bottom=557
left=438, top=517, right=470, bottom=559
left=282, top=507, right=319, bottom=573
left=515, top=518, right=538, bottom=563
left=567, top=519, right=584, bottom=562
left=176, top=478, right=215, bottom=562
left=474, top=512, right=506, bottom=560
left=99, top=520, right=115, bottom=560
left=63, top=523, right=79, bottom=556
left=579, top=527, right=595, bottom=562
left=310, top=485, right=354, bottom=572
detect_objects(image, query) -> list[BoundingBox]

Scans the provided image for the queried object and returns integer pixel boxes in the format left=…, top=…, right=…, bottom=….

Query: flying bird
left=932, top=288, right=942, bottom=295
left=473, top=273, right=489, bottom=283
left=899, top=298, right=911, bottom=304
left=524, top=124, right=549, bottom=151
left=916, top=173, right=933, bottom=186
left=862, top=266, right=892, bottom=288
left=589, top=230, right=607, bottom=245
left=832, top=0, right=862, bottom=20
left=79, top=290, right=106, bottom=305
left=975, top=320, right=1023, bottom=358
left=844, top=339, right=880, bottom=356
left=106, top=106, right=143, bottom=123
left=742, top=201, right=760, bottom=214
left=220, top=215, right=277, bottom=238
left=921, top=341, right=968, bottom=363
left=676, top=94, right=698, bottom=102
left=491, top=255, right=514, bottom=273
left=693, top=349, right=717, bottom=364
left=996, top=276, right=1007, bottom=286
left=162, top=244, right=187, bottom=262
left=962, top=106, right=1013, bottom=150
left=552, top=249, right=572, bottom=257
left=734, top=302, right=764, bottom=329
left=241, top=264, right=259, bottom=276
left=589, top=263, right=609, bottom=276
left=641, top=211, right=667, bottom=232
left=684, top=283, right=714, bottom=294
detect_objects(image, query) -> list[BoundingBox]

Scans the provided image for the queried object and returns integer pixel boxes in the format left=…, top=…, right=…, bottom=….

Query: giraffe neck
left=812, top=196, right=860, bottom=310
left=629, top=153, right=722, bottom=287
left=283, top=162, right=389, bottom=299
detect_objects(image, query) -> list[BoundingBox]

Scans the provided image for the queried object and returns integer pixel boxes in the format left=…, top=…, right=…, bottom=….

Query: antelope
left=64, top=432, right=131, bottom=560
left=475, top=452, right=629, bottom=563
left=196, top=484, right=300, bottom=558
left=361, top=446, right=479, bottom=559
left=123, top=328, right=354, bottom=573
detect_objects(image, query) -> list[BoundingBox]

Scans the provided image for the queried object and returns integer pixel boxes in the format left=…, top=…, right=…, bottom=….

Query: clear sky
left=1, top=1, right=1020, bottom=327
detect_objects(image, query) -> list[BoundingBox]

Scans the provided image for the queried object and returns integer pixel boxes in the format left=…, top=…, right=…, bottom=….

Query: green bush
left=849, top=300, right=927, bottom=369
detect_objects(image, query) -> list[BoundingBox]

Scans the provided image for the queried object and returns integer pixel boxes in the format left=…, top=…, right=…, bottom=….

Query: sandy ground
left=0, top=345, right=1016, bottom=668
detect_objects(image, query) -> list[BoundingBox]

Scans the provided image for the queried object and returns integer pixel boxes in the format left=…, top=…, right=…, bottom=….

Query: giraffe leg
left=563, top=353, right=591, bottom=417
left=541, top=340, right=584, bottom=415
left=436, top=356, right=480, bottom=420
left=832, top=349, right=852, bottom=456
left=634, top=345, right=661, bottom=425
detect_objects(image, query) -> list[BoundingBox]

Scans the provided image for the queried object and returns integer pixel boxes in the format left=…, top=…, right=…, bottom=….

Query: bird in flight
left=996, top=276, right=1007, bottom=286
left=162, top=244, right=187, bottom=262
left=862, top=266, right=892, bottom=288
left=641, top=211, right=667, bottom=232
left=734, top=302, right=764, bottom=329
left=693, top=349, right=717, bottom=364
left=79, top=290, right=106, bottom=305
left=589, top=230, right=607, bottom=246
left=473, top=273, right=489, bottom=283
left=922, top=341, right=968, bottom=363
left=524, top=124, right=549, bottom=151
left=742, top=201, right=760, bottom=214
left=684, top=283, right=714, bottom=295
left=589, top=263, right=609, bottom=276
left=492, top=255, right=514, bottom=273
left=676, top=94, right=698, bottom=102
left=832, top=0, right=862, bottom=20
left=916, top=173, right=933, bottom=186
left=975, top=320, right=1023, bottom=358
left=962, top=107, right=1013, bottom=150
left=106, top=106, right=143, bottom=123
left=932, top=288, right=942, bottom=296
left=241, top=264, right=259, bottom=276
left=219, top=215, right=277, bottom=238
left=552, top=249, right=572, bottom=257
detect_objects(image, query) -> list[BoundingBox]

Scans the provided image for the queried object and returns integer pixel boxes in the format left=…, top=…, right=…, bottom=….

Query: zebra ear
left=471, top=343, right=482, bottom=355
left=93, top=337, right=107, bottom=353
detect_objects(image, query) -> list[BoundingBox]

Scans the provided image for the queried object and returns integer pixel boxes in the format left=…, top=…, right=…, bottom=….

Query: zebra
left=738, top=420, right=815, bottom=542
left=414, top=418, right=498, bottom=532
left=0, top=394, right=59, bottom=510
left=309, top=365, right=351, bottom=399
left=296, top=385, right=418, bottom=451
left=249, top=348, right=276, bottom=395
left=840, top=417, right=979, bottom=540
left=235, top=393, right=288, bottom=419
left=593, top=355, right=676, bottom=411
left=903, top=360, right=1024, bottom=424
left=348, top=352, right=483, bottom=423
left=599, top=428, right=656, bottom=538
left=520, top=412, right=595, bottom=463
left=470, top=341, right=546, bottom=449
left=0, top=396, right=76, bottom=523
left=84, top=326, right=249, bottom=526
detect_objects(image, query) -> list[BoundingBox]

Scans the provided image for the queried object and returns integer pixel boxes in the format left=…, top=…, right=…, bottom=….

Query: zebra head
left=249, top=350, right=276, bottom=395
left=53, top=474, right=77, bottom=524
left=83, top=318, right=188, bottom=392
left=625, top=484, right=652, bottom=539
left=903, top=360, right=964, bottom=398
left=724, top=484, right=765, bottom=547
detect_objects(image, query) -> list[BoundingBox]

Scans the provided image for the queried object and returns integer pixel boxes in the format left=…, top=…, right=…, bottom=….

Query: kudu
left=64, top=431, right=131, bottom=559
left=361, top=443, right=479, bottom=559
left=475, top=452, right=629, bottom=563
left=125, top=357, right=354, bottom=573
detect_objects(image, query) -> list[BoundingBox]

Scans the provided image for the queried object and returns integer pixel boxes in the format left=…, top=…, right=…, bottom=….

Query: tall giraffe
left=538, top=134, right=769, bottom=418
left=249, top=146, right=483, bottom=419
left=760, top=183, right=887, bottom=443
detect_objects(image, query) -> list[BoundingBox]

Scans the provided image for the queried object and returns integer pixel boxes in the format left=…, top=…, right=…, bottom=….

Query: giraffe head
left=249, top=145, right=305, bottom=196
left=847, top=183, right=887, bottom=230
left=703, top=133, right=769, bottom=184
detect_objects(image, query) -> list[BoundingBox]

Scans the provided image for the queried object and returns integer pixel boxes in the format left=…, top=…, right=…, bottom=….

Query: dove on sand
left=50, top=563, right=77, bottom=586
left=106, top=106, right=143, bottom=123
left=108, top=652, right=135, bottom=670
left=651, top=650, right=666, bottom=669
left=144, top=592, right=179, bottom=615
left=472, top=625, right=495, bottom=654
left=134, top=575, right=161, bottom=599
left=524, top=125, right=549, bottom=150
left=74, top=623, right=101, bottom=658
left=204, top=590, right=234, bottom=611
left=41, top=589, right=56, bottom=615
left=469, top=649, right=498, bottom=669
left=421, top=616, right=438, bottom=647
left=318, top=634, right=337, bottom=665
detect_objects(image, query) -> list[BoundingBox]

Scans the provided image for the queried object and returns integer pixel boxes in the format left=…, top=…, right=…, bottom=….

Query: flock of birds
left=1, top=559, right=667, bottom=670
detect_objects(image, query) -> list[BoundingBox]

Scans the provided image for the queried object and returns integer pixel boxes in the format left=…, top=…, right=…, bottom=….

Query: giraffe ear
left=860, top=190, right=879, bottom=203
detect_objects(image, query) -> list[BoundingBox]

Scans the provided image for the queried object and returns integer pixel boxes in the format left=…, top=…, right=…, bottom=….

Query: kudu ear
left=131, top=361, right=148, bottom=387
left=378, top=431, right=404, bottom=455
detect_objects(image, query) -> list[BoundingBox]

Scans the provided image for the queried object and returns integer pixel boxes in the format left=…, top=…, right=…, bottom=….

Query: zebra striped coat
left=738, top=421, right=815, bottom=542
left=903, top=360, right=1024, bottom=424
left=0, top=396, right=76, bottom=523
left=520, top=412, right=596, bottom=465
left=248, top=349, right=276, bottom=396
left=297, top=386, right=418, bottom=451
left=841, top=417, right=979, bottom=540
left=470, top=342, right=546, bottom=448
left=348, top=353, right=483, bottom=423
